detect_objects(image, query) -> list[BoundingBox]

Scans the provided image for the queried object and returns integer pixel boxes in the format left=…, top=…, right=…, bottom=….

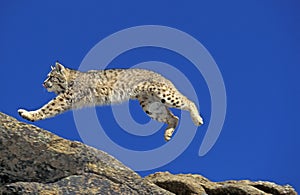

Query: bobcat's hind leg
left=140, top=82, right=204, bottom=126
left=182, top=100, right=203, bottom=126
left=137, top=95, right=179, bottom=141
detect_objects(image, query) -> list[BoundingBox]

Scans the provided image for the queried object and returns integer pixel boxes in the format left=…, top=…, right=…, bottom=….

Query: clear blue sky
left=1, top=1, right=299, bottom=191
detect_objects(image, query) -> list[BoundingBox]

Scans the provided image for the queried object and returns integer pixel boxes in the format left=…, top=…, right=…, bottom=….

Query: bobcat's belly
left=106, top=88, right=133, bottom=104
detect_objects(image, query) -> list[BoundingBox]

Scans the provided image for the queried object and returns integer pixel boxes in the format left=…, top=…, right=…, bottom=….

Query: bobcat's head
left=43, top=62, right=69, bottom=94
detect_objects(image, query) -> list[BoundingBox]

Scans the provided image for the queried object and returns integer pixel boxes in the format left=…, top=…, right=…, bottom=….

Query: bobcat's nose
left=43, top=82, right=51, bottom=88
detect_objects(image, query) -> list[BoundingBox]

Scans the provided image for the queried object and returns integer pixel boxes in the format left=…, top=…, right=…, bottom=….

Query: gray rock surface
left=0, top=111, right=297, bottom=194
left=146, top=172, right=297, bottom=195
left=0, top=112, right=171, bottom=194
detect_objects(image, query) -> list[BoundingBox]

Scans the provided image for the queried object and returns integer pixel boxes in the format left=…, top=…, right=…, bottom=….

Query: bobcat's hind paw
left=164, top=127, right=175, bottom=142
left=18, top=109, right=35, bottom=122
left=192, top=114, right=204, bottom=126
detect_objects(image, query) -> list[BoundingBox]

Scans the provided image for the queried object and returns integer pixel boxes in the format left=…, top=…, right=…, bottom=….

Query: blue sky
left=1, top=1, right=299, bottom=191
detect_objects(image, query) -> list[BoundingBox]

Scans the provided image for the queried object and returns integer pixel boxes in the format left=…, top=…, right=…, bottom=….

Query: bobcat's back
left=72, top=68, right=174, bottom=105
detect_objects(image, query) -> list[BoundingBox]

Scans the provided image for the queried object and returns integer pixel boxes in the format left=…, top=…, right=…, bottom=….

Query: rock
left=0, top=112, right=171, bottom=194
left=145, top=172, right=297, bottom=195
left=0, top=111, right=297, bottom=194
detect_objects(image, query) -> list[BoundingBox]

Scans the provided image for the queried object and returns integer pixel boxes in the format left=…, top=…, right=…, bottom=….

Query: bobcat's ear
left=55, top=61, right=65, bottom=74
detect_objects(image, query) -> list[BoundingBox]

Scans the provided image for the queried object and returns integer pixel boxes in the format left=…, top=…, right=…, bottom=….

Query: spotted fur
left=18, top=62, right=203, bottom=141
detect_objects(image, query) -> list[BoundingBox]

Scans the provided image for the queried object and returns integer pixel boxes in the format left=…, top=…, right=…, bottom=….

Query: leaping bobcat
left=18, top=62, right=203, bottom=141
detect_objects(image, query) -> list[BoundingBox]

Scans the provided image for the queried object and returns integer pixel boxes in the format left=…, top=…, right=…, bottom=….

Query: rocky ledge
left=0, top=112, right=297, bottom=195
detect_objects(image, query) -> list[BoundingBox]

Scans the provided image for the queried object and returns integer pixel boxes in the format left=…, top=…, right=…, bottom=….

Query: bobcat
left=18, top=62, right=203, bottom=141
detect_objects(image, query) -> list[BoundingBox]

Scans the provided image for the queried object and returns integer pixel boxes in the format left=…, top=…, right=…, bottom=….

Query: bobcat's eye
left=49, top=76, right=58, bottom=81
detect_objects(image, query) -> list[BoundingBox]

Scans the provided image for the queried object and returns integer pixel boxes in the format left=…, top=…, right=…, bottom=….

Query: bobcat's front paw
left=18, top=109, right=35, bottom=122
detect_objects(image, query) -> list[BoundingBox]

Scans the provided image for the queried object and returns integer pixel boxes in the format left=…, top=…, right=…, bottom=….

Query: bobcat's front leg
left=18, top=93, right=71, bottom=122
